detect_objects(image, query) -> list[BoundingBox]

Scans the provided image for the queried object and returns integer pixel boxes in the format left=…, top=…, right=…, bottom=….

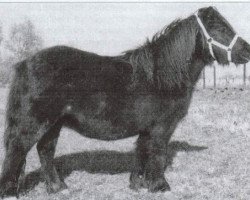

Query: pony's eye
left=206, top=14, right=213, bottom=20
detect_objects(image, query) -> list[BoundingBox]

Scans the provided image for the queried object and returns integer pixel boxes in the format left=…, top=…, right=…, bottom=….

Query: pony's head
left=197, top=6, right=250, bottom=65
left=123, top=6, right=250, bottom=90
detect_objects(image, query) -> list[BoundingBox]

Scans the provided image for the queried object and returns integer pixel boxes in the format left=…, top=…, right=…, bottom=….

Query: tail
left=4, top=61, right=28, bottom=148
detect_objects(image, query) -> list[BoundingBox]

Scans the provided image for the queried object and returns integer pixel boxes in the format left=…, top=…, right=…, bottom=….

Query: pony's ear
left=208, top=6, right=218, bottom=11
left=205, top=6, right=219, bottom=18
left=199, top=6, right=215, bottom=20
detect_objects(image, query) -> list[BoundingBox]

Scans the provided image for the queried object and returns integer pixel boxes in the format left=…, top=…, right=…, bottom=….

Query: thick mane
left=121, top=16, right=201, bottom=90
left=152, top=19, right=181, bottom=42
left=121, top=41, right=154, bottom=86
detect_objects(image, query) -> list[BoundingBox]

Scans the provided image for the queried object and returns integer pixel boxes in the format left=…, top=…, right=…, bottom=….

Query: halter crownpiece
left=194, top=11, right=239, bottom=62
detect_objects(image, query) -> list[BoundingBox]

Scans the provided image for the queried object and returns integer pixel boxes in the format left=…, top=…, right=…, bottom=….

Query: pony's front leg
left=130, top=132, right=150, bottom=190
left=144, top=125, right=170, bottom=192
left=130, top=126, right=170, bottom=192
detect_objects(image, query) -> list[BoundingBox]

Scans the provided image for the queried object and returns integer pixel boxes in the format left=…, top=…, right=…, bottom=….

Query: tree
left=5, top=19, right=43, bottom=61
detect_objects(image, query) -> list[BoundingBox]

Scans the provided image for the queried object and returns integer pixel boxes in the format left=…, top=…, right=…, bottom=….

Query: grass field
left=0, top=87, right=249, bottom=200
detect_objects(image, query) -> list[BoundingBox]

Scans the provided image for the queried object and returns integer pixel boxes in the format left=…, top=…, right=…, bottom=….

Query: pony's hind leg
left=37, top=119, right=67, bottom=193
left=0, top=130, right=36, bottom=198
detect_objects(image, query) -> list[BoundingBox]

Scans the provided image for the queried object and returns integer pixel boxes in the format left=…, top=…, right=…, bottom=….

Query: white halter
left=194, top=11, right=239, bottom=62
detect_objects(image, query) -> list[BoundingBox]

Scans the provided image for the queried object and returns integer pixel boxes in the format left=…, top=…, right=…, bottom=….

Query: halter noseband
left=194, top=11, right=238, bottom=62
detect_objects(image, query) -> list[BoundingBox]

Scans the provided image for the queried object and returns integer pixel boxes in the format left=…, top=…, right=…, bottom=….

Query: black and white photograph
left=0, top=1, right=249, bottom=199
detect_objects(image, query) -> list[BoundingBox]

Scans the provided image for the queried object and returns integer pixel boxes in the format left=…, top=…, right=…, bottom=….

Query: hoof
left=129, top=172, right=146, bottom=191
left=46, top=180, right=68, bottom=194
left=148, top=178, right=170, bottom=193
left=0, top=181, right=18, bottom=199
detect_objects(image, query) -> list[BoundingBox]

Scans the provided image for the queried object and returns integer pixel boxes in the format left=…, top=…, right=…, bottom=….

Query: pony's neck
left=121, top=15, right=213, bottom=92
left=188, top=58, right=207, bottom=87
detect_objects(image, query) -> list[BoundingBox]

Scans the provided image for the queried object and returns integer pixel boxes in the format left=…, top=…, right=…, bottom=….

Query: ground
left=0, top=87, right=249, bottom=200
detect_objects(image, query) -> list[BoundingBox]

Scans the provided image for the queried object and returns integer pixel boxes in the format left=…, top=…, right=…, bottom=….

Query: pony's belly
left=64, top=92, right=139, bottom=140
left=68, top=115, right=138, bottom=140
left=84, top=118, right=137, bottom=140
left=65, top=100, right=138, bottom=140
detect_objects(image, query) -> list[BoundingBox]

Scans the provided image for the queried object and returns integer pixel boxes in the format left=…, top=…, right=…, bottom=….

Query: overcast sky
left=0, top=3, right=250, bottom=56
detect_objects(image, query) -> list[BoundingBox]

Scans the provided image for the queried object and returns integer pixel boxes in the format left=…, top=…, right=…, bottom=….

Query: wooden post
left=243, top=64, right=246, bottom=88
left=202, top=68, right=206, bottom=89
left=213, top=65, right=216, bottom=89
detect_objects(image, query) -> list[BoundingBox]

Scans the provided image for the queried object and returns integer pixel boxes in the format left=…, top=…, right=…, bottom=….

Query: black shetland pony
left=1, top=7, right=250, bottom=197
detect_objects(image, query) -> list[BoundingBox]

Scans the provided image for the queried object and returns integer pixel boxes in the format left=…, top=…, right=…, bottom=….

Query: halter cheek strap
left=194, top=12, right=239, bottom=62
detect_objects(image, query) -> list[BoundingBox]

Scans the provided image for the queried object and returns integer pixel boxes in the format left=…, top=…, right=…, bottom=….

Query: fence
left=200, top=63, right=248, bottom=89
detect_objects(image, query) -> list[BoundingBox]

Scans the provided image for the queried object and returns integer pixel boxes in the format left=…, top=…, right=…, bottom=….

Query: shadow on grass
left=20, top=141, right=207, bottom=193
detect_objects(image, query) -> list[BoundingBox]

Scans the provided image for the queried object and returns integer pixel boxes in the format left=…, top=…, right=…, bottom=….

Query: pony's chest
left=133, top=93, right=193, bottom=127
